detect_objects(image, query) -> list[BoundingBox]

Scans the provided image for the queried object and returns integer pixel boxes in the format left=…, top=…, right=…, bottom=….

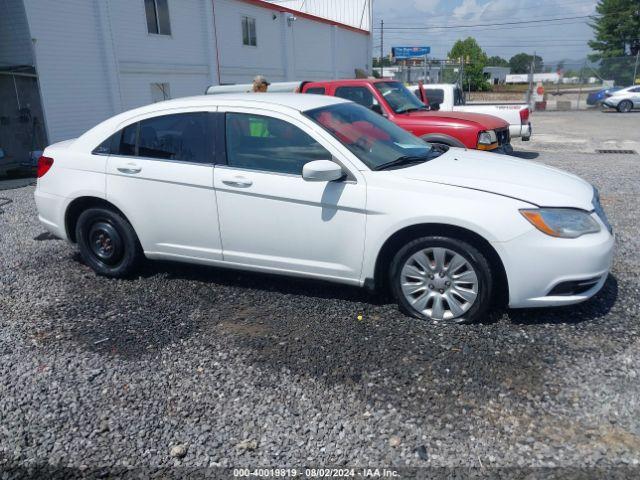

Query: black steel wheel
left=75, top=207, right=142, bottom=277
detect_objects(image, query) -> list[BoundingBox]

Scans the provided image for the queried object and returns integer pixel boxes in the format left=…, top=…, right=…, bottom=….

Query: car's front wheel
left=617, top=100, right=633, bottom=113
left=390, top=236, right=493, bottom=323
left=75, top=207, right=142, bottom=278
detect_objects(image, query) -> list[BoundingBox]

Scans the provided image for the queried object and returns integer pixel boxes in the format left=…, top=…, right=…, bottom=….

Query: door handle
left=117, top=164, right=142, bottom=174
left=222, top=176, right=253, bottom=188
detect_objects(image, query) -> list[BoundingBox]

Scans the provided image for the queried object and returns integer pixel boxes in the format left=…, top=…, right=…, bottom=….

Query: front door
left=214, top=109, right=367, bottom=282
left=106, top=110, right=223, bottom=261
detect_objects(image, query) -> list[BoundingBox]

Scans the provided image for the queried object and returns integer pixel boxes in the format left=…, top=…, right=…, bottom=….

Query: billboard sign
left=392, top=46, right=431, bottom=59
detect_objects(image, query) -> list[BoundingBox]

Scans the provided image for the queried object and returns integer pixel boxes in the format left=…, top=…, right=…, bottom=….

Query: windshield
left=374, top=81, right=427, bottom=114
left=305, top=102, right=441, bottom=170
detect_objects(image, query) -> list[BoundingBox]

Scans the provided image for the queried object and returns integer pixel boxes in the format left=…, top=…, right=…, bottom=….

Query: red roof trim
left=235, top=0, right=370, bottom=35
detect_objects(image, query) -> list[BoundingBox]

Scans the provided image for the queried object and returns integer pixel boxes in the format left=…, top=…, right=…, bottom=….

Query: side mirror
left=302, top=160, right=344, bottom=182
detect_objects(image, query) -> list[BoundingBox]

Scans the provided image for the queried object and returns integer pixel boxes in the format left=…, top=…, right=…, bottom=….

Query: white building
left=506, top=73, right=560, bottom=84
left=0, top=0, right=371, bottom=163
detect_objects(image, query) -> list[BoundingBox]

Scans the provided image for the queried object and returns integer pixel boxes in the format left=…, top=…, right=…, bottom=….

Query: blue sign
left=392, top=46, right=431, bottom=59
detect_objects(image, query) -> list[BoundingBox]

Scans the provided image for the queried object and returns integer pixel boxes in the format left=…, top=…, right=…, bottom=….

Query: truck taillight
left=37, top=156, right=54, bottom=178
left=520, top=108, right=530, bottom=123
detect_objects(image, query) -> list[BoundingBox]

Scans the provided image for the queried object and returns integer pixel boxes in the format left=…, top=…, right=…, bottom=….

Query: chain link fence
left=383, top=55, right=640, bottom=110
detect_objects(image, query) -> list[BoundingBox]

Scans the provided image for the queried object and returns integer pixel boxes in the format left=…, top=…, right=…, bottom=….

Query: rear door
left=105, top=109, right=223, bottom=260
left=213, top=107, right=367, bottom=282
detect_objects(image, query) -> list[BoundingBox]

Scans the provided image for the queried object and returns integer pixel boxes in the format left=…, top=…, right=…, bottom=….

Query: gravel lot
left=1, top=113, right=639, bottom=478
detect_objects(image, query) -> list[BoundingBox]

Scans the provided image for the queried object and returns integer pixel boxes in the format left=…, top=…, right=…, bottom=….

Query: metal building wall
left=263, top=0, right=372, bottom=31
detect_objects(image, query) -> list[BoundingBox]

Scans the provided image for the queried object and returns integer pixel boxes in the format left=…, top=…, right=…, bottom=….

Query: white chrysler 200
left=35, top=94, right=614, bottom=323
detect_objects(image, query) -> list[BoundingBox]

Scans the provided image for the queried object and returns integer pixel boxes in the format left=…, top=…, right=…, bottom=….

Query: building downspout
left=209, top=0, right=222, bottom=85
left=97, top=0, right=123, bottom=113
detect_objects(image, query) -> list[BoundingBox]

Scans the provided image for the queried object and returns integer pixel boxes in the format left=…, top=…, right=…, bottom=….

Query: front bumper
left=495, top=216, right=615, bottom=308
left=509, top=123, right=532, bottom=141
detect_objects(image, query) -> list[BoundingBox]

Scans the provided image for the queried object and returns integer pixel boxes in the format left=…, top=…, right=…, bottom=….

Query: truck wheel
left=75, top=207, right=142, bottom=278
left=617, top=100, right=633, bottom=113
left=390, top=236, right=493, bottom=324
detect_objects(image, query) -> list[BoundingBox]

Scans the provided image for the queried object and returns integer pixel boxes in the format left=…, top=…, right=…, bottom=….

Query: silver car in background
left=603, top=85, right=640, bottom=113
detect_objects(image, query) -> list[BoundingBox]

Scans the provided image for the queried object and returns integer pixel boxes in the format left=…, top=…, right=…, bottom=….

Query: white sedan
left=602, top=85, right=640, bottom=113
left=34, top=94, right=614, bottom=323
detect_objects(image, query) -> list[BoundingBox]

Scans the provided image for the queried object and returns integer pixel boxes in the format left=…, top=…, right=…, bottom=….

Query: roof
left=163, top=93, right=349, bottom=111
left=238, top=0, right=370, bottom=35
left=77, top=93, right=349, bottom=147
left=305, top=78, right=398, bottom=86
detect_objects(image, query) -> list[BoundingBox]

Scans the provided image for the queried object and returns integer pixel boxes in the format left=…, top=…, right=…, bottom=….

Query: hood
left=402, top=110, right=509, bottom=130
left=389, top=149, right=594, bottom=209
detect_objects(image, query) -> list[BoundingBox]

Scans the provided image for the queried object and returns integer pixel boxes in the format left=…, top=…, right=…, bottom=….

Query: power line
left=373, top=14, right=594, bottom=31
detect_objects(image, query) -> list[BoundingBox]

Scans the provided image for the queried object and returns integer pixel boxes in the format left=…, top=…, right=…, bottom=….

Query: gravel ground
left=1, top=150, right=639, bottom=479
left=517, top=110, right=640, bottom=154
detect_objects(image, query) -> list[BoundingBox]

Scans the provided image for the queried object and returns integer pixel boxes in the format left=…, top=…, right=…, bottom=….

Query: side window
left=225, top=113, right=330, bottom=175
left=305, top=87, right=326, bottom=95
left=145, top=0, right=171, bottom=35
left=137, top=113, right=211, bottom=163
left=120, top=123, right=138, bottom=156
left=425, top=89, right=445, bottom=106
left=92, top=132, right=121, bottom=155
left=335, top=86, right=377, bottom=109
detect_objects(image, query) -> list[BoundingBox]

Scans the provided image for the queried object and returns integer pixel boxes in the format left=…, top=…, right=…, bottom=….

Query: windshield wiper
left=395, top=106, right=428, bottom=114
left=374, top=155, right=432, bottom=171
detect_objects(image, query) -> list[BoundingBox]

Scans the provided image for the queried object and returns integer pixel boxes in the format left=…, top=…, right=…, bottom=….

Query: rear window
left=335, top=86, right=377, bottom=109
left=424, top=88, right=444, bottom=106
left=305, top=87, right=325, bottom=95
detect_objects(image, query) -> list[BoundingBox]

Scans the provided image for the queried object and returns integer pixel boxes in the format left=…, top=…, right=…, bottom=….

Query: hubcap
left=88, top=221, right=123, bottom=265
left=400, top=247, right=479, bottom=321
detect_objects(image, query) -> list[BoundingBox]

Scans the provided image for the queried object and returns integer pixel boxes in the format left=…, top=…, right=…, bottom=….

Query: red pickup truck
left=300, top=79, right=512, bottom=153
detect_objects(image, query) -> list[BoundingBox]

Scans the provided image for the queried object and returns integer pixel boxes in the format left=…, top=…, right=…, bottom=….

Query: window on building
left=225, top=113, right=330, bottom=175
left=150, top=82, right=171, bottom=103
left=145, top=0, right=171, bottom=35
left=242, top=16, right=257, bottom=46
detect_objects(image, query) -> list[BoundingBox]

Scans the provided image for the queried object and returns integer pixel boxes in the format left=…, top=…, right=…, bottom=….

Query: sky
left=373, top=0, right=599, bottom=67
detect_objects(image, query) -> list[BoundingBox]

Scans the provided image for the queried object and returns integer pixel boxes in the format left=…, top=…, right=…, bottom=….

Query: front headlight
left=478, top=130, right=497, bottom=145
left=520, top=208, right=601, bottom=238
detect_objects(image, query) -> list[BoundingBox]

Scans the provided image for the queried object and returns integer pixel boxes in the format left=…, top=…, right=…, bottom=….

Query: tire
left=617, top=100, right=633, bottom=113
left=389, top=236, right=493, bottom=324
left=75, top=207, right=142, bottom=278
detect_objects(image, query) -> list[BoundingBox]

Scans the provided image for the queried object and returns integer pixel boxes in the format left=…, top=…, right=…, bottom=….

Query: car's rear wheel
left=75, top=207, right=142, bottom=277
left=617, top=100, right=633, bottom=113
left=390, top=236, right=493, bottom=324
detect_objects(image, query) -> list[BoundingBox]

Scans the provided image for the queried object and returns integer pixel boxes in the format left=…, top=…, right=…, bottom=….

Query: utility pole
left=576, top=57, right=587, bottom=110
left=379, top=19, right=384, bottom=77
left=526, top=51, right=536, bottom=107
left=634, top=50, right=639, bottom=85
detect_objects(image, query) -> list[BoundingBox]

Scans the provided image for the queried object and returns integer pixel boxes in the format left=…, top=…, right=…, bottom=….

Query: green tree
left=448, top=37, right=489, bottom=91
left=589, top=0, right=640, bottom=84
left=487, top=55, right=509, bottom=67
left=509, top=53, right=544, bottom=74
